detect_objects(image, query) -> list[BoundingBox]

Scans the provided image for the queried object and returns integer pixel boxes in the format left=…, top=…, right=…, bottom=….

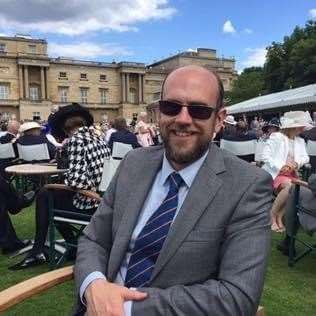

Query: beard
left=160, top=124, right=210, bottom=165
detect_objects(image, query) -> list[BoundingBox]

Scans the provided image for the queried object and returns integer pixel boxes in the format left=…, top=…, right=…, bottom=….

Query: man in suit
left=75, top=65, right=273, bottom=315
left=17, top=121, right=56, bottom=159
left=108, top=117, right=140, bottom=153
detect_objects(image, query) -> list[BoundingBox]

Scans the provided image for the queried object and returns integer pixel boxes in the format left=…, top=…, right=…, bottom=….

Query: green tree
left=226, top=67, right=264, bottom=105
left=264, top=20, right=316, bottom=92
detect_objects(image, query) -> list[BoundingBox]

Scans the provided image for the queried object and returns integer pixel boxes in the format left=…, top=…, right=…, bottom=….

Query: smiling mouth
left=172, top=130, right=196, bottom=137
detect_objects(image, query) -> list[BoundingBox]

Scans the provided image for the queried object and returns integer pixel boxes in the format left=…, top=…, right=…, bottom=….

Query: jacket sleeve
left=261, top=134, right=284, bottom=175
left=64, top=138, right=89, bottom=189
left=132, top=171, right=273, bottom=316
left=296, top=137, right=310, bottom=168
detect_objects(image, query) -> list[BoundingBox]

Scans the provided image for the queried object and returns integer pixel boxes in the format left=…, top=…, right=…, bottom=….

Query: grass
left=1, top=205, right=316, bottom=315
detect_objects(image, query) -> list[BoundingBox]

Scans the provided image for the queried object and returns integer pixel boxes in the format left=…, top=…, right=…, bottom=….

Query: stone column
left=126, top=73, right=130, bottom=103
left=45, top=68, right=50, bottom=100
left=24, top=65, right=29, bottom=99
left=138, top=74, right=142, bottom=104
left=141, top=74, right=144, bottom=103
left=121, top=73, right=126, bottom=103
left=40, top=67, right=46, bottom=99
left=18, top=65, right=24, bottom=99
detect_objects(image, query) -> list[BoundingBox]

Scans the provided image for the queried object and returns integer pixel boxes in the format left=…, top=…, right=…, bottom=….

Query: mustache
left=168, top=123, right=198, bottom=133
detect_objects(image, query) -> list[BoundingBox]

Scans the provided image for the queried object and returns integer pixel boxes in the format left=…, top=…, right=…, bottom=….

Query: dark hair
left=160, top=67, right=224, bottom=109
left=63, top=116, right=87, bottom=135
left=114, top=117, right=127, bottom=131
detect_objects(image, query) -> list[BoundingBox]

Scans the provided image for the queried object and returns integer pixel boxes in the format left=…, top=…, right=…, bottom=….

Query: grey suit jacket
left=74, top=144, right=273, bottom=316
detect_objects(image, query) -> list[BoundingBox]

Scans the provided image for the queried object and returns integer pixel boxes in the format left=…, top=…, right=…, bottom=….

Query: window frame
left=80, top=88, right=88, bottom=104
left=0, top=83, right=9, bottom=99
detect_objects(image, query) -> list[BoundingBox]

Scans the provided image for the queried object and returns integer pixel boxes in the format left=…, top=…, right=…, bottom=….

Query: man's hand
left=85, top=279, right=148, bottom=316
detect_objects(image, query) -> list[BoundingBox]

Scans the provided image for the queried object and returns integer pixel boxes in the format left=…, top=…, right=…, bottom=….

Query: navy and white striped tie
left=125, top=172, right=184, bottom=288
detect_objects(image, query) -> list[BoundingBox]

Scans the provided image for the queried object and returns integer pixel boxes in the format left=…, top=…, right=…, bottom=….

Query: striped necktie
left=125, top=172, right=184, bottom=288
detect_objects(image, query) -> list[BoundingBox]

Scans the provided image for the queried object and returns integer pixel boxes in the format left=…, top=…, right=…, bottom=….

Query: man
left=108, top=117, right=140, bottom=152
left=0, top=120, right=20, bottom=178
left=17, top=121, right=56, bottom=159
left=0, top=175, right=34, bottom=254
left=9, top=104, right=110, bottom=269
left=75, top=66, right=273, bottom=315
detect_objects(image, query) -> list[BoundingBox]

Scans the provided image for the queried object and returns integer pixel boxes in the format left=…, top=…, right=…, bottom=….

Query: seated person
left=0, top=174, right=34, bottom=254
left=277, top=173, right=316, bottom=255
left=9, top=104, right=110, bottom=270
left=262, top=111, right=312, bottom=232
left=16, top=121, right=56, bottom=160
left=0, top=120, right=20, bottom=179
left=108, top=117, right=140, bottom=153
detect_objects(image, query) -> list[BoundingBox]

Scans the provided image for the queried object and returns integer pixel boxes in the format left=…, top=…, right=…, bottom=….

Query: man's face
left=159, top=68, right=226, bottom=169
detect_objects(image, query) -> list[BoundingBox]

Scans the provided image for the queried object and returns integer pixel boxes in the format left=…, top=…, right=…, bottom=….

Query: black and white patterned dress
left=64, top=126, right=110, bottom=210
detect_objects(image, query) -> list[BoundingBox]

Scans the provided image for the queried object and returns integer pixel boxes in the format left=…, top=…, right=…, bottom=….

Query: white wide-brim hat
left=280, top=111, right=314, bottom=130
left=224, top=115, right=237, bottom=126
left=19, top=121, right=41, bottom=133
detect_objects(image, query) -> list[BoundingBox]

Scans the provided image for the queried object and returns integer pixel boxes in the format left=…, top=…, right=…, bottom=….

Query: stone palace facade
left=0, top=35, right=237, bottom=122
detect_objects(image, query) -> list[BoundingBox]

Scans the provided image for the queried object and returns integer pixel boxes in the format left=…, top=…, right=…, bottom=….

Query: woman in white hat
left=262, top=111, right=313, bottom=232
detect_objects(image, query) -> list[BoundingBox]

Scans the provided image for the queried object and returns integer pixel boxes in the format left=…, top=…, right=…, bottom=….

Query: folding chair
left=0, top=143, right=16, bottom=159
left=220, top=139, right=257, bottom=162
left=0, top=265, right=266, bottom=316
left=112, top=141, right=133, bottom=159
left=286, top=179, right=316, bottom=267
left=45, top=184, right=102, bottom=269
left=307, top=140, right=316, bottom=173
left=17, top=143, right=50, bottom=162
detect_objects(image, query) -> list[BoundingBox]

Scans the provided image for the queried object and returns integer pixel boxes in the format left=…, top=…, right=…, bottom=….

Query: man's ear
left=214, top=108, right=226, bottom=134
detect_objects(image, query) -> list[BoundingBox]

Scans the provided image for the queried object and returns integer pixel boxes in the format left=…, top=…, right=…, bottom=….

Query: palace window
left=32, top=112, right=41, bottom=121
left=0, top=83, right=9, bottom=99
left=80, top=73, right=87, bottom=80
left=29, top=44, right=36, bottom=54
left=100, top=89, right=107, bottom=104
left=129, top=87, right=137, bottom=104
left=100, top=74, right=107, bottom=81
left=80, top=88, right=88, bottom=104
left=29, top=85, right=40, bottom=101
left=59, top=87, right=68, bottom=103
left=59, top=72, right=67, bottom=79
left=0, top=43, right=6, bottom=53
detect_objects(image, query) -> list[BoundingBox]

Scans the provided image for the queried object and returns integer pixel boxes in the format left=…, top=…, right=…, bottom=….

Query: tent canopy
left=227, top=84, right=316, bottom=115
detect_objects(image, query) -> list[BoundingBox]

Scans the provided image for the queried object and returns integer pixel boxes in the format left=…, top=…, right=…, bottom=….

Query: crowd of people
left=0, top=65, right=315, bottom=315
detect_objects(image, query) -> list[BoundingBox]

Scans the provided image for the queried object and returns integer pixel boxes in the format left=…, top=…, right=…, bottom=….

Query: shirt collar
left=160, top=149, right=209, bottom=188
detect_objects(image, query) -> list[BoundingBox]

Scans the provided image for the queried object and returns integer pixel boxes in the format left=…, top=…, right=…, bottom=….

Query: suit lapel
left=107, top=149, right=163, bottom=280
left=150, top=144, right=226, bottom=282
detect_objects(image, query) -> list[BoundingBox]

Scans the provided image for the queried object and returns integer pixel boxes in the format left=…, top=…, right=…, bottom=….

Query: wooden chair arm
left=44, top=184, right=75, bottom=192
left=291, top=179, right=309, bottom=188
left=44, top=184, right=101, bottom=201
left=0, top=266, right=74, bottom=312
left=78, top=189, right=102, bottom=201
left=0, top=265, right=265, bottom=315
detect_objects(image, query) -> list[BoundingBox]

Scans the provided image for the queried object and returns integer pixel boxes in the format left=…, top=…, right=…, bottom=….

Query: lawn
left=1, top=205, right=315, bottom=315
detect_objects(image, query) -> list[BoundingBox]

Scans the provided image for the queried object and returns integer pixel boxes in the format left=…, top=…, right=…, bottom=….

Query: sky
left=0, top=0, right=315, bottom=73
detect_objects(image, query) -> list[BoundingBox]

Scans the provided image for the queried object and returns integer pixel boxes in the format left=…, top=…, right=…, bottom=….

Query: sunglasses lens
left=188, top=106, right=213, bottom=119
left=159, top=101, right=181, bottom=116
left=159, top=101, right=214, bottom=120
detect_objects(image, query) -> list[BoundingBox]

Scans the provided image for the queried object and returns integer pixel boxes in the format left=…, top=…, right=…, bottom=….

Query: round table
left=5, top=164, right=67, bottom=175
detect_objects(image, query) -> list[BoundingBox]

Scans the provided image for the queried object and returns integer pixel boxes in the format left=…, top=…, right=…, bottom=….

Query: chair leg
left=288, top=236, right=295, bottom=267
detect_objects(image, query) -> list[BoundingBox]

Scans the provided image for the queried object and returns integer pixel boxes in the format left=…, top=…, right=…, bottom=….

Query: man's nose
left=174, top=106, right=193, bottom=124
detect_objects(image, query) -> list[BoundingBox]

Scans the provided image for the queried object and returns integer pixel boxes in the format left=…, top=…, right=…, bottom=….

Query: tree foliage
left=263, top=20, right=316, bottom=92
left=226, top=67, right=264, bottom=105
left=227, top=20, right=316, bottom=105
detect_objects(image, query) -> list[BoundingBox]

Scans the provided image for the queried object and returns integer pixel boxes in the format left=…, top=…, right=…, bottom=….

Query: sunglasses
left=159, top=100, right=216, bottom=120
